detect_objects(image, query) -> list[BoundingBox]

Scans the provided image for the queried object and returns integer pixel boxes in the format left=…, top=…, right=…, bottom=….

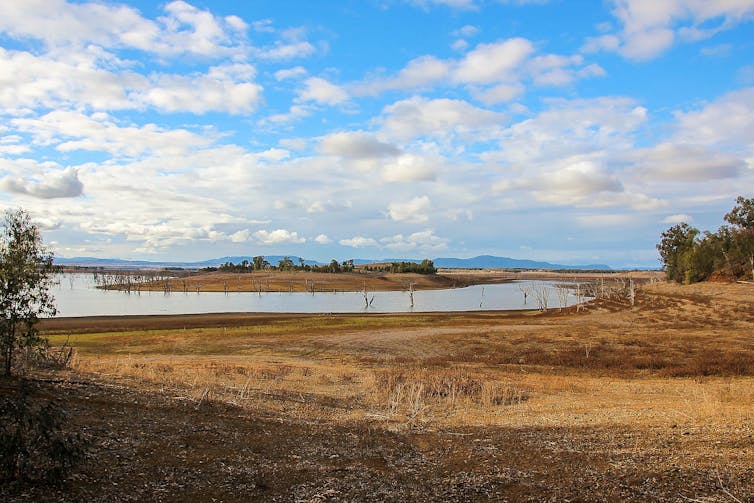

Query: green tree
left=0, top=209, right=57, bottom=376
left=277, top=256, right=294, bottom=270
left=252, top=255, right=269, bottom=271
left=657, top=222, right=699, bottom=283
left=724, top=196, right=754, bottom=280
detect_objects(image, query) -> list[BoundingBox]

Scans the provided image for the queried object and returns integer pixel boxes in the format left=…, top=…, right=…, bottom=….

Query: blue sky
left=1, top=0, right=753, bottom=267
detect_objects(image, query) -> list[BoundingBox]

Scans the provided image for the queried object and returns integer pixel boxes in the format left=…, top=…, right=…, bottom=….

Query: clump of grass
left=374, top=368, right=530, bottom=418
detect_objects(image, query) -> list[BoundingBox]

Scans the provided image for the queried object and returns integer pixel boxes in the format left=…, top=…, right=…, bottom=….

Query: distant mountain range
left=56, top=254, right=611, bottom=271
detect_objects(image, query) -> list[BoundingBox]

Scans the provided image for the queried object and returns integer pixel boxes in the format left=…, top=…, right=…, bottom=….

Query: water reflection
left=51, top=273, right=586, bottom=317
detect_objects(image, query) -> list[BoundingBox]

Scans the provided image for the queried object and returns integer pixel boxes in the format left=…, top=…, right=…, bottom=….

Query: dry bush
left=373, top=368, right=530, bottom=416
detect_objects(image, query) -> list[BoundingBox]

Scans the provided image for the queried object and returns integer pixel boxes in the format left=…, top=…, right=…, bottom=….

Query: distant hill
left=432, top=255, right=611, bottom=271
left=55, top=255, right=322, bottom=269
left=55, top=254, right=610, bottom=271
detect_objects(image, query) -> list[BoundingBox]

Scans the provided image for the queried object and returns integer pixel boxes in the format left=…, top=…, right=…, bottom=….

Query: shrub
left=0, top=379, right=86, bottom=485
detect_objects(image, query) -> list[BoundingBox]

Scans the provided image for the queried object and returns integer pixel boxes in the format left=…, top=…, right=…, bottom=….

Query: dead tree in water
left=518, top=282, right=530, bottom=304
left=555, top=283, right=569, bottom=311
left=533, top=283, right=549, bottom=311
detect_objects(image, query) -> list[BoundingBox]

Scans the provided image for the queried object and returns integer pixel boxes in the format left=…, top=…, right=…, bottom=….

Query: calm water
left=51, top=274, right=585, bottom=317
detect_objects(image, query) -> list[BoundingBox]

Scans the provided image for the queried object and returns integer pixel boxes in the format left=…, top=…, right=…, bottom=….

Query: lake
left=51, top=273, right=586, bottom=317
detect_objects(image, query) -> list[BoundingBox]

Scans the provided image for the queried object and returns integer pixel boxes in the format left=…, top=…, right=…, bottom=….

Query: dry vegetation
left=5, top=278, right=754, bottom=501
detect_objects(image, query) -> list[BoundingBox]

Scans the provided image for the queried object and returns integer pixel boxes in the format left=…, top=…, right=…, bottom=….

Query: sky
left=0, top=0, right=753, bottom=268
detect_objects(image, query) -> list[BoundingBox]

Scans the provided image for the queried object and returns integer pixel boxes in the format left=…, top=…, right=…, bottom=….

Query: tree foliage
left=657, top=196, right=754, bottom=283
left=0, top=210, right=56, bottom=376
left=365, top=259, right=437, bottom=275
left=213, top=257, right=355, bottom=274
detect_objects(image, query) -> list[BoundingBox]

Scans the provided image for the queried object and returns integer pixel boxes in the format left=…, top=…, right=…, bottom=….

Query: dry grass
left=43, top=280, right=754, bottom=434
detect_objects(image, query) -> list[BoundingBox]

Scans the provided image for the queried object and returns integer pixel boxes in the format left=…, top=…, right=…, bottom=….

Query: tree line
left=205, top=256, right=356, bottom=273
left=363, top=259, right=437, bottom=275
left=206, top=257, right=438, bottom=275
left=657, top=196, right=754, bottom=283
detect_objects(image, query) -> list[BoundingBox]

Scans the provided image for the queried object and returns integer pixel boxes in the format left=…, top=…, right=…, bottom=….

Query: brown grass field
left=4, top=278, right=754, bottom=501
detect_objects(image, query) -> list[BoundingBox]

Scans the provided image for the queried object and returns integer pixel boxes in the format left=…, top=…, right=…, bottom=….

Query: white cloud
left=254, top=229, right=306, bottom=245
left=314, top=234, right=332, bottom=244
left=382, top=154, right=438, bottom=182
left=489, top=97, right=647, bottom=165
left=629, top=143, right=744, bottom=182
left=380, top=96, right=504, bottom=141
left=339, top=236, right=378, bottom=248
left=662, top=214, right=693, bottom=224
left=673, top=87, right=754, bottom=151
left=452, top=25, right=479, bottom=38
left=495, top=160, right=624, bottom=206
left=584, top=0, right=754, bottom=60
left=274, top=66, right=308, bottom=81
left=380, top=229, right=449, bottom=252
left=11, top=110, right=214, bottom=157
left=356, top=37, right=600, bottom=98
left=298, top=77, right=348, bottom=105
left=472, top=83, right=524, bottom=105
left=259, top=41, right=316, bottom=60
left=138, top=66, right=262, bottom=114
left=319, top=132, right=400, bottom=158
left=0, top=0, right=249, bottom=58
left=0, top=167, right=83, bottom=199
left=229, top=229, right=251, bottom=242
left=0, top=48, right=263, bottom=114
left=356, top=56, right=451, bottom=95
left=526, top=54, right=605, bottom=86
left=453, top=38, right=533, bottom=84
left=306, top=200, right=352, bottom=213
left=387, top=196, right=431, bottom=223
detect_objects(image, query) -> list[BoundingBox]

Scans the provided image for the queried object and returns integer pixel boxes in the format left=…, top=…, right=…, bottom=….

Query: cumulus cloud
left=380, top=229, right=449, bottom=252
left=355, top=37, right=599, bottom=98
left=0, top=48, right=263, bottom=114
left=382, top=154, right=438, bottom=182
left=339, top=236, right=378, bottom=248
left=274, top=66, right=308, bottom=81
left=229, top=229, right=251, bottom=242
left=356, top=56, right=451, bottom=95
left=254, top=229, right=306, bottom=245
left=379, top=96, right=504, bottom=141
left=662, top=214, right=693, bottom=224
left=387, top=196, right=431, bottom=223
left=0, top=0, right=249, bottom=58
left=138, top=64, right=262, bottom=114
left=298, top=77, right=349, bottom=105
left=495, top=160, right=624, bottom=206
left=453, top=38, right=533, bottom=84
left=314, top=234, right=332, bottom=244
left=319, top=132, right=401, bottom=158
left=629, top=143, right=744, bottom=182
left=583, top=0, right=754, bottom=60
left=306, top=200, right=352, bottom=213
left=12, top=110, right=214, bottom=157
left=673, top=87, right=754, bottom=151
left=0, top=167, right=83, bottom=199
left=488, top=97, right=648, bottom=165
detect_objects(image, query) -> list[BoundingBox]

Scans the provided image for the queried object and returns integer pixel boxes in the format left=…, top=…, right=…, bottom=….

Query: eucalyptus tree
left=0, top=209, right=57, bottom=376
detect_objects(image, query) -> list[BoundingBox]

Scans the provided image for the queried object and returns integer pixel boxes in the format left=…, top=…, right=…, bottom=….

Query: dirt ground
left=4, top=279, right=754, bottom=501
